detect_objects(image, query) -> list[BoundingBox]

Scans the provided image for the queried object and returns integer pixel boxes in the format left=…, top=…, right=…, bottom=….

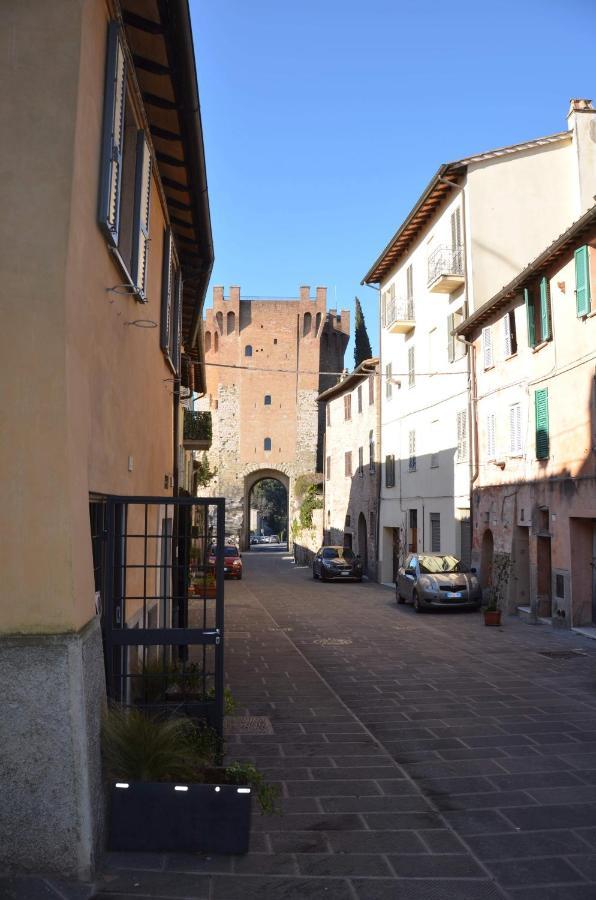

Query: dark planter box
left=109, top=781, right=252, bottom=853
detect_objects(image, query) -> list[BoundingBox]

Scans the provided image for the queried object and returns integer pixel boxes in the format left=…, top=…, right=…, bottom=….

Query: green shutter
left=539, top=277, right=551, bottom=341
left=535, top=388, right=549, bottom=460
left=524, top=288, right=536, bottom=348
left=575, top=245, right=591, bottom=317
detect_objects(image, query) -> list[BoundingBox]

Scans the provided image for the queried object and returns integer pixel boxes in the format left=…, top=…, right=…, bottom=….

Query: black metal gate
left=100, top=495, right=225, bottom=737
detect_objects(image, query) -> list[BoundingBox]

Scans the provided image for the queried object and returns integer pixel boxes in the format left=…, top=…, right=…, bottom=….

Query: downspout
left=173, top=374, right=180, bottom=496
left=364, top=283, right=382, bottom=581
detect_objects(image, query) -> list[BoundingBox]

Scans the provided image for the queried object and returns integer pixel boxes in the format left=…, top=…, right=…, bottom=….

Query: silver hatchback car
left=396, top=553, right=481, bottom=613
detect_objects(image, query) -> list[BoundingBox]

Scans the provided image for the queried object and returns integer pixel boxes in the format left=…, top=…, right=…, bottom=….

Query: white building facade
left=364, top=100, right=596, bottom=585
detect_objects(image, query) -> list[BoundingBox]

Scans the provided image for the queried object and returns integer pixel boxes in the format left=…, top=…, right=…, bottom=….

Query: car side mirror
left=406, top=567, right=416, bottom=576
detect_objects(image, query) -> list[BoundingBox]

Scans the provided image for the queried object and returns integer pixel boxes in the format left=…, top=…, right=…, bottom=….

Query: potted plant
left=189, top=570, right=217, bottom=598
left=102, top=706, right=279, bottom=854
left=483, top=553, right=510, bottom=626
left=483, top=594, right=502, bottom=626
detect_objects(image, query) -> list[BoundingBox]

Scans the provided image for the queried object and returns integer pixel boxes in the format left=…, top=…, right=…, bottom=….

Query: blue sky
left=191, top=0, right=595, bottom=362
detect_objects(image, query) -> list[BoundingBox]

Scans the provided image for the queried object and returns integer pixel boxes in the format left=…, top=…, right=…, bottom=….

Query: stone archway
left=242, top=466, right=291, bottom=551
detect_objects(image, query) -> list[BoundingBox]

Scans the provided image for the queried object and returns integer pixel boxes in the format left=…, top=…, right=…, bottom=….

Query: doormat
left=224, top=716, right=274, bottom=735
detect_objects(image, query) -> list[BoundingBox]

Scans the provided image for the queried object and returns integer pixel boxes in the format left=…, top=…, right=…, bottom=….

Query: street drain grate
left=313, top=638, right=353, bottom=646
left=224, top=716, right=274, bottom=735
left=538, top=649, right=587, bottom=660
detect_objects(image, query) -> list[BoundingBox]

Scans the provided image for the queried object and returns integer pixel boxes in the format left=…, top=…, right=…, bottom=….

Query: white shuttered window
left=456, top=410, right=467, bottom=462
left=483, top=326, right=493, bottom=369
left=487, top=413, right=496, bottom=460
left=509, top=403, right=522, bottom=455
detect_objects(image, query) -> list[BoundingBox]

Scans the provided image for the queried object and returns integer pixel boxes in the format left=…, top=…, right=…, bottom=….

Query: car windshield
left=322, top=547, right=355, bottom=560
left=211, top=546, right=239, bottom=557
left=419, top=555, right=467, bottom=574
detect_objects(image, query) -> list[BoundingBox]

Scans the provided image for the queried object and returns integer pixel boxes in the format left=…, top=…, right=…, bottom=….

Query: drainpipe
left=173, top=375, right=180, bottom=497
left=364, top=283, right=382, bottom=581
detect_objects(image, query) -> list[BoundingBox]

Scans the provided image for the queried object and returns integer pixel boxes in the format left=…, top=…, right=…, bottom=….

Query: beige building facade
left=363, top=100, right=596, bottom=585
left=319, top=360, right=381, bottom=579
left=198, top=286, right=349, bottom=548
left=457, top=206, right=596, bottom=630
left=0, top=0, right=212, bottom=878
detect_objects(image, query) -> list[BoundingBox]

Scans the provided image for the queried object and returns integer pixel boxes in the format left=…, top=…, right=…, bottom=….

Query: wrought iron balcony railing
left=384, top=298, right=415, bottom=333
left=183, top=410, right=212, bottom=448
left=427, top=245, right=465, bottom=290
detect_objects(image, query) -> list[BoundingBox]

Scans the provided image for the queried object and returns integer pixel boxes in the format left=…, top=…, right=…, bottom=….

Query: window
left=345, top=514, right=351, bottom=527
left=451, top=208, right=462, bottom=250
left=214, top=332, right=219, bottom=352
left=303, top=312, right=312, bottom=336
left=160, top=228, right=182, bottom=372
left=344, top=395, right=352, bottom=420
left=264, top=437, right=272, bottom=451
left=408, top=347, right=415, bottom=388
left=315, top=312, right=321, bottom=333
left=357, top=385, right=363, bottom=413
left=99, top=23, right=152, bottom=301
left=326, top=404, right=330, bottom=426
left=205, top=331, right=211, bottom=353
left=535, top=388, right=549, bottom=459
left=264, top=395, right=271, bottom=405
left=369, top=430, right=375, bottom=472
left=575, top=245, right=593, bottom=316
left=456, top=410, right=467, bottom=462
left=385, top=454, right=395, bottom=488
left=483, top=326, right=493, bottom=368
left=227, top=311, right=235, bottom=335
left=369, top=374, right=375, bottom=405
left=245, top=345, right=253, bottom=357
left=406, top=264, right=414, bottom=318
left=487, top=413, right=496, bottom=460
left=509, top=403, right=522, bottom=455
left=345, top=451, right=352, bottom=477
left=386, top=363, right=392, bottom=399
left=430, top=420, right=439, bottom=468
left=408, top=430, right=416, bottom=471
left=326, top=455, right=331, bottom=480
left=408, top=509, right=418, bottom=552
left=216, top=311, right=223, bottom=333
left=503, top=310, right=517, bottom=357
left=430, top=513, right=441, bottom=553
left=448, top=308, right=467, bottom=362
left=524, top=278, right=552, bottom=348
left=358, top=446, right=364, bottom=476
left=381, top=291, right=388, bottom=327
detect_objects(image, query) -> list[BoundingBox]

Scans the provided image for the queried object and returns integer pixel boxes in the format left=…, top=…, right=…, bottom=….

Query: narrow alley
left=99, top=551, right=596, bottom=900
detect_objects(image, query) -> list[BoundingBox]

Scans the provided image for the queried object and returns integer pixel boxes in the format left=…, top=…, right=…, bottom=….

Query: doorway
left=512, top=526, right=530, bottom=612
left=536, top=536, right=552, bottom=618
left=358, top=513, right=368, bottom=575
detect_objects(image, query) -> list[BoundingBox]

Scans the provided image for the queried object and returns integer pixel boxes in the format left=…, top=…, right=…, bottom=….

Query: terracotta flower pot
left=484, top=609, right=502, bottom=626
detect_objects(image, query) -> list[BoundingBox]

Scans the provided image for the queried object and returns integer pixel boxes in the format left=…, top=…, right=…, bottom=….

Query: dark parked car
left=313, top=546, right=363, bottom=582
left=396, top=553, right=480, bottom=612
left=208, top=545, right=243, bottom=579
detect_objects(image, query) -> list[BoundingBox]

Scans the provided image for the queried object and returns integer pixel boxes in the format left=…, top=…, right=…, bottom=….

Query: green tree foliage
left=251, top=478, right=288, bottom=534
left=354, top=296, right=372, bottom=367
left=194, top=453, right=217, bottom=489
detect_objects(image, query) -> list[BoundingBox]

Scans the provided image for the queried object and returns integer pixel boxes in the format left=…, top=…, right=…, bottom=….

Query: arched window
left=264, top=395, right=271, bottom=405
left=226, top=310, right=235, bottom=335
left=264, top=437, right=272, bottom=451
left=315, top=312, right=321, bottom=334
left=215, top=311, right=223, bottom=334
left=205, top=331, right=211, bottom=352
left=303, top=312, right=312, bottom=336
left=245, top=345, right=253, bottom=357
left=214, top=332, right=219, bottom=352
left=369, top=429, right=375, bottom=472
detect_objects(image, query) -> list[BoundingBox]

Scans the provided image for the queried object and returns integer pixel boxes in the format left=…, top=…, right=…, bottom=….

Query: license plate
left=340, top=571, right=350, bottom=576
left=447, top=592, right=462, bottom=599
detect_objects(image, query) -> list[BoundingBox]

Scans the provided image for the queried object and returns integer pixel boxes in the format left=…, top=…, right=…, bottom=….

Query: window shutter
left=483, top=326, right=493, bottom=368
left=406, top=265, right=413, bottom=300
left=173, top=272, right=183, bottom=374
left=160, top=229, right=173, bottom=353
left=409, top=430, right=416, bottom=470
left=575, top=245, right=591, bottom=317
left=99, top=23, right=127, bottom=245
left=524, top=288, right=536, bottom=348
left=447, top=314, right=455, bottom=363
left=131, top=131, right=152, bottom=300
left=535, top=388, right=549, bottom=459
left=509, top=403, right=521, bottom=454
left=487, top=413, right=496, bottom=460
left=430, top=513, right=441, bottom=552
left=457, top=410, right=467, bottom=461
left=503, top=312, right=512, bottom=357
left=539, top=277, right=551, bottom=341
left=408, top=347, right=415, bottom=387
left=451, top=209, right=461, bottom=249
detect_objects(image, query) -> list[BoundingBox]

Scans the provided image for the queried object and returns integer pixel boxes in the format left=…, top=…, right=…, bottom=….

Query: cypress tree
left=354, top=296, right=372, bottom=367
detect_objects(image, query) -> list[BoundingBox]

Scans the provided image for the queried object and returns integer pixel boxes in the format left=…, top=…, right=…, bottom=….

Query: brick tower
left=198, top=286, right=350, bottom=547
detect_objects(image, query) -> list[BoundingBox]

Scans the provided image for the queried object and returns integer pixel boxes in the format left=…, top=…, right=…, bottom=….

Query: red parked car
left=208, top=545, right=243, bottom=580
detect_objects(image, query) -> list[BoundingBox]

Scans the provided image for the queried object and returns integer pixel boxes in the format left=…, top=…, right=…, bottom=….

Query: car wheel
left=396, top=587, right=405, bottom=604
left=312, top=568, right=318, bottom=580
left=413, top=590, right=423, bottom=613
left=237, top=573, right=242, bottom=580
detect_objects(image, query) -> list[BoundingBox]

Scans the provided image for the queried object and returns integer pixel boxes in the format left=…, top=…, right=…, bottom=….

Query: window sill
left=504, top=352, right=518, bottom=361
left=483, top=364, right=495, bottom=372
left=531, top=340, right=551, bottom=354
left=586, top=309, right=596, bottom=319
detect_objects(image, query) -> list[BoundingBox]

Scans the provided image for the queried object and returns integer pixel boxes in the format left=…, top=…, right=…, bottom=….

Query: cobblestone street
left=90, top=550, right=596, bottom=899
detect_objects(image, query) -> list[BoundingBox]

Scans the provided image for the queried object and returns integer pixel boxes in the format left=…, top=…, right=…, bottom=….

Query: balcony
left=183, top=410, right=212, bottom=450
left=384, top=298, right=415, bottom=334
left=427, top=245, right=465, bottom=293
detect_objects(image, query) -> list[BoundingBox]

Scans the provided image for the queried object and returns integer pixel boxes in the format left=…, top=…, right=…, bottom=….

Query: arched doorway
left=243, top=468, right=289, bottom=551
left=358, top=513, right=368, bottom=575
left=480, top=529, right=494, bottom=590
